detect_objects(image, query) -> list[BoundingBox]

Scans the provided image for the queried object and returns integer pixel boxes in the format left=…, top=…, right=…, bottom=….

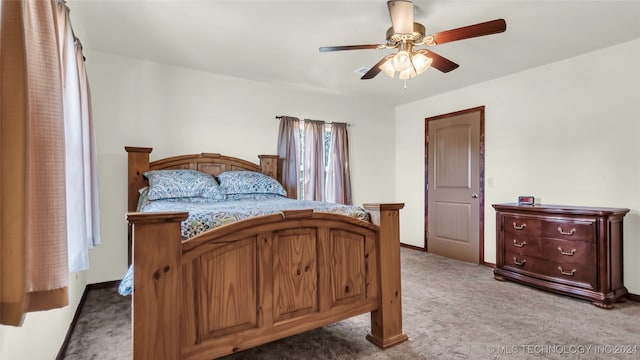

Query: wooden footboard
left=128, top=204, right=407, bottom=360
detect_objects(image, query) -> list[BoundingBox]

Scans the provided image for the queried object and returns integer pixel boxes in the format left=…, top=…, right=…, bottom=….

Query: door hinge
left=426, top=183, right=428, bottom=191
left=426, top=135, right=429, bottom=143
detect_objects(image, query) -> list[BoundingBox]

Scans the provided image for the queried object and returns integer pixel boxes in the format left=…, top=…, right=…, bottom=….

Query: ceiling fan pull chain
left=404, top=79, right=407, bottom=90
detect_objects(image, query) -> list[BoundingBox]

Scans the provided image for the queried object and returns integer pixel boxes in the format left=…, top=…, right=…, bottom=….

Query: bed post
left=125, top=146, right=152, bottom=265
left=362, top=203, right=409, bottom=349
left=259, top=154, right=297, bottom=199
left=128, top=212, right=188, bottom=360
left=258, top=154, right=278, bottom=178
left=125, top=146, right=153, bottom=212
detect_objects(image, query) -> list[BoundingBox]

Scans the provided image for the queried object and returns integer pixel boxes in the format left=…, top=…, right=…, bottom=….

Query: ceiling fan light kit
left=319, top=0, right=506, bottom=82
left=380, top=44, right=433, bottom=79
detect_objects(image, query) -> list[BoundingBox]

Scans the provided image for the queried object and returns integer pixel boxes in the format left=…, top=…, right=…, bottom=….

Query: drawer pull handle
left=558, top=267, right=576, bottom=276
left=512, top=240, right=527, bottom=248
left=512, top=222, right=527, bottom=230
left=558, top=247, right=576, bottom=256
left=513, top=257, right=527, bottom=266
left=557, top=227, right=576, bottom=236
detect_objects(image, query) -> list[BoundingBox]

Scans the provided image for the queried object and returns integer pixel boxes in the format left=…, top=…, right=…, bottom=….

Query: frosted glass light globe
left=392, top=50, right=411, bottom=72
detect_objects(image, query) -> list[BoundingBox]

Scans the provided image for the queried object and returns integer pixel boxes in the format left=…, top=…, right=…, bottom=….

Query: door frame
left=424, top=106, right=486, bottom=264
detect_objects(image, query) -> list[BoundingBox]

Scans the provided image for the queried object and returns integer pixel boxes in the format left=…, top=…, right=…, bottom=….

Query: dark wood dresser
left=493, top=203, right=629, bottom=308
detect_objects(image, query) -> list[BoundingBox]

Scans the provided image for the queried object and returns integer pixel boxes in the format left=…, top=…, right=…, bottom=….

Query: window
left=277, top=116, right=351, bottom=204
left=298, top=121, right=331, bottom=199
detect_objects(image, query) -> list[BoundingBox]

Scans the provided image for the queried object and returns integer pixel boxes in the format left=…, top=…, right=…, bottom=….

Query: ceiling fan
left=319, top=0, right=506, bottom=80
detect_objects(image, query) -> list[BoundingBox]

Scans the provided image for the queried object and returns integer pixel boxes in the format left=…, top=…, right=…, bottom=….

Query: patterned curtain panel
left=1, top=0, right=69, bottom=326
left=276, top=116, right=301, bottom=199
left=325, top=123, right=352, bottom=205
left=303, top=120, right=326, bottom=201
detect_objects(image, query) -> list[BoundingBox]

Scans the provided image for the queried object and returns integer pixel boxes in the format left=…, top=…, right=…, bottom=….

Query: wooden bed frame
left=125, top=146, right=408, bottom=360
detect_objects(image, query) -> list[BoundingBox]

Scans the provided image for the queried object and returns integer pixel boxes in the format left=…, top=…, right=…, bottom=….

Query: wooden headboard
left=125, top=146, right=284, bottom=211
left=125, top=146, right=285, bottom=265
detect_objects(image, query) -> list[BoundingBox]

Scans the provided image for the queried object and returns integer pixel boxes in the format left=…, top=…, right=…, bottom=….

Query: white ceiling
left=68, top=0, right=640, bottom=106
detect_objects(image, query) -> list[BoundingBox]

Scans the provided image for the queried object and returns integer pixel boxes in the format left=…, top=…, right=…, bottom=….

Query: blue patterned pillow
left=144, top=169, right=224, bottom=200
left=217, top=171, right=287, bottom=197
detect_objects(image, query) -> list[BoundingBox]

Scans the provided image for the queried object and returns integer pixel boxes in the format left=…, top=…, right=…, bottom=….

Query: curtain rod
left=275, top=115, right=350, bottom=126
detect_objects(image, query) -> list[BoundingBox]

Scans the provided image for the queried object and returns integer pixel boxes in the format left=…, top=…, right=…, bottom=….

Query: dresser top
left=492, top=203, right=630, bottom=217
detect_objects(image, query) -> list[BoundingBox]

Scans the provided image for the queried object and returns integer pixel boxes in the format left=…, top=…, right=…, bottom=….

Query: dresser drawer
left=505, top=251, right=596, bottom=290
left=504, top=216, right=541, bottom=237
left=503, top=235, right=543, bottom=258
left=541, top=220, right=595, bottom=242
left=541, top=238, right=595, bottom=265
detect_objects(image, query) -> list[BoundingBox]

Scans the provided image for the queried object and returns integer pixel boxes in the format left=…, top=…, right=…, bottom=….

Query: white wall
left=0, top=272, right=86, bottom=360
left=396, top=38, right=640, bottom=293
left=85, top=51, right=397, bottom=284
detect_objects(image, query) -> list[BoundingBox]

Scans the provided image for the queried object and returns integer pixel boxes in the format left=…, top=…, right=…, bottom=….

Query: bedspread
left=140, top=196, right=369, bottom=239
left=119, top=197, right=369, bottom=295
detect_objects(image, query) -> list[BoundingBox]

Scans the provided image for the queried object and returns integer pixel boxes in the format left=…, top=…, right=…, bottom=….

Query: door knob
left=471, top=193, right=478, bottom=199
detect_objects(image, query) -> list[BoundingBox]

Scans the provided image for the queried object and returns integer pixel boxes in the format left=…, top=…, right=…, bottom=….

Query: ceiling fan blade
left=430, top=19, right=506, bottom=45
left=361, top=55, right=393, bottom=80
left=319, top=44, right=381, bottom=52
left=418, top=50, right=459, bottom=73
left=387, top=0, right=414, bottom=34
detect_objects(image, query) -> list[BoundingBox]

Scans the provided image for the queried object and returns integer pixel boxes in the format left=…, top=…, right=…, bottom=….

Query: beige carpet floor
left=62, top=248, right=640, bottom=359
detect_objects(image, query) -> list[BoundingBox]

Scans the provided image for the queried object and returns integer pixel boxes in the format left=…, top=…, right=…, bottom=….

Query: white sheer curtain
left=303, top=120, right=326, bottom=201
left=276, top=116, right=301, bottom=199
left=56, top=0, right=100, bottom=273
left=325, top=123, right=352, bottom=204
left=75, top=38, right=101, bottom=252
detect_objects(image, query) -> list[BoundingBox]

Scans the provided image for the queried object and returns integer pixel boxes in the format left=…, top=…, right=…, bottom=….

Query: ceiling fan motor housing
left=386, top=22, right=425, bottom=43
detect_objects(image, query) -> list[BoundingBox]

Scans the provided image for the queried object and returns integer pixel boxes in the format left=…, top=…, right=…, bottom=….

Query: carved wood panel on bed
left=125, top=146, right=407, bottom=360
